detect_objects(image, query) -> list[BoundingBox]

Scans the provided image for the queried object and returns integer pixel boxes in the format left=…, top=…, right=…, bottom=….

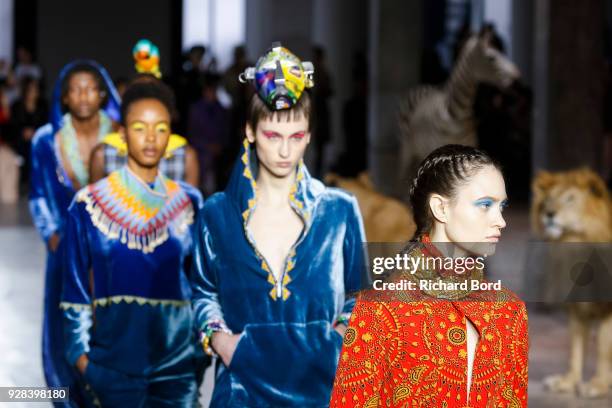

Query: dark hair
left=130, top=73, right=159, bottom=85
left=189, top=45, right=206, bottom=56
left=20, top=75, right=39, bottom=99
left=120, top=81, right=176, bottom=125
left=200, top=72, right=221, bottom=90
left=113, top=76, right=129, bottom=88
left=246, top=91, right=313, bottom=133
left=61, top=63, right=109, bottom=110
left=409, top=144, right=502, bottom=238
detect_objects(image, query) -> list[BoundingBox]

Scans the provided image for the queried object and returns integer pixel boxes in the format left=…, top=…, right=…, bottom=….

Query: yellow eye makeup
left=128, top=122, right=170, bottom=133
left=155, top=123, right=170, bottom=133
left=130, top=122, right=146, bottom=131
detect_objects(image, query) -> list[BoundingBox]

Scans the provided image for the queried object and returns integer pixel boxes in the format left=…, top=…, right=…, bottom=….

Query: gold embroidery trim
left=60, top=296, right=189, bottom=310
left=240, top=138, right=308, bottom=301
left=59, top=302, right=91, bottom=311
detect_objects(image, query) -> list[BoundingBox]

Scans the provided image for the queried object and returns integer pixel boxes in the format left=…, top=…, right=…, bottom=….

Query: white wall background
left=483, top=0, right=513, bottom=59
left=182, top=0, right=246, bottom=71
left=0, top=0, right=14, bottom=63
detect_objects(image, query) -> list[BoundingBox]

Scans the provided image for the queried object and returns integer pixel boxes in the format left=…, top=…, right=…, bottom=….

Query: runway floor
left=1, top=200, right=611, bottom=407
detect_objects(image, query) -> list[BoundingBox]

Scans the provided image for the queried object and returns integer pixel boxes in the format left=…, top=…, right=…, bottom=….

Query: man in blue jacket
left=29, top=60, right=120, bottom=406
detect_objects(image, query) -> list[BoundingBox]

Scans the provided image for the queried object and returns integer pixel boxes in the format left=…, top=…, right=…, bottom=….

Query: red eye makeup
left=262, top=131, right=280, bottom=138
left=261, top=131, right=306, bottom=139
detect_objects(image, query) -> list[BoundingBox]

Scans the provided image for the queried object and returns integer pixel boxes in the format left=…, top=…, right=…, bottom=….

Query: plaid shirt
left=103, top=144, right=186, bottom=181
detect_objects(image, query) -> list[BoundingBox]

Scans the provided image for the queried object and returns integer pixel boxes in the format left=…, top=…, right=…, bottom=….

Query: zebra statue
left=398, top=30, right=520, bottom=190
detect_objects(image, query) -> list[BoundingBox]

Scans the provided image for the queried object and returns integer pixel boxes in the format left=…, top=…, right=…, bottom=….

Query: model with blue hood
left=29, top=60, right=120, bottom=407
left=191, top=44, right=369, bottom=407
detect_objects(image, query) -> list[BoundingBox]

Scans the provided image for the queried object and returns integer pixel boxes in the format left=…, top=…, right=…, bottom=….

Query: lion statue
left=532, top=168, right=612, bottom=398
left=532, top=168, right=612, bottom=243
left=325, top=172, right=416, bottom=243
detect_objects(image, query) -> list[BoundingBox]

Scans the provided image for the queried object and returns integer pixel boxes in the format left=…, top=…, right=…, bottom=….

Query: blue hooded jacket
left=28, top=60, right=120, bottom=407
left=191, top=138, right=368, bottom=407
left=60, top=166, right=204, bottom=407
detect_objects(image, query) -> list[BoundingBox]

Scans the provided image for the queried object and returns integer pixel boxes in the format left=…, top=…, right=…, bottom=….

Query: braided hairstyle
left=409, top=144, right=501, bottom=239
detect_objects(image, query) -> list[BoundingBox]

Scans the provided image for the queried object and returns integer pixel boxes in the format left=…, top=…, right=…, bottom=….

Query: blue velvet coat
left=191, top=140, right=368, bottom=407
left=28, top=60, right=120, bottom=407
left=60, top=167, right=204, bottom=406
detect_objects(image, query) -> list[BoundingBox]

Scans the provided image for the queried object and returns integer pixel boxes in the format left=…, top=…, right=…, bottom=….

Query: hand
left=334, top=324, right=347, bottom=338
left=48, top=233, right=60, bottom=252
left=211, top=331, right=242, bottom=367
left=75, top=354, right=89, bottom=375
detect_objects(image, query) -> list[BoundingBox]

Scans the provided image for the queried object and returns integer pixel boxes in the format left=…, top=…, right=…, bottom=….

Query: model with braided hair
left=409, top=144, right=503, bottom=243
left=330, top=144, right=528, bottom=407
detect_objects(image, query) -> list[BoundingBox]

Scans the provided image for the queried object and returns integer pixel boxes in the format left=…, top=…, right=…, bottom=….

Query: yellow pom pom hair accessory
left=133, top=39, right=162, bottom=79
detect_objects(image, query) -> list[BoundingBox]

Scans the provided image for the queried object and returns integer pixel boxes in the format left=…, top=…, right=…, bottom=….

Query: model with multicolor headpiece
left=190, top=42, right=368, bottom=406
left=238, top=42, right=314, bottom=110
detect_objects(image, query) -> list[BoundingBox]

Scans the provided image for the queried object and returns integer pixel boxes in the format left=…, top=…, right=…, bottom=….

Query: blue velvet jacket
left=191, top=140, right=368, bottom=407
left=60, top=167, right=203, bottom=385
left=30, top=60, right=120, bottom=245
left=28, top=60, right=120, bottom=407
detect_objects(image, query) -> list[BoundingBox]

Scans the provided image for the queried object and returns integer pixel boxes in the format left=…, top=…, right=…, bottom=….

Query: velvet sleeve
left=341, top=196, right=368, bottom=316
left=29, top=126, right=60, bottom=243
left=190, top=211, right=227, bottom=331
left=60, top=200, right=93, bottom=366
left=329, top=297, right=387, bottom=407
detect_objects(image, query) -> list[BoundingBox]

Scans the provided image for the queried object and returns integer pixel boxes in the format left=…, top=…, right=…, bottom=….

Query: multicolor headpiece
left=132, top=39, right=161, bottom=79
left=239, top=42, right=314, bottom=110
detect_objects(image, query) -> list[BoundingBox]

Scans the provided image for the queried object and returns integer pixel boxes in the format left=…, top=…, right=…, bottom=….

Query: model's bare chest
left=247, top=204, right=303, bottom=279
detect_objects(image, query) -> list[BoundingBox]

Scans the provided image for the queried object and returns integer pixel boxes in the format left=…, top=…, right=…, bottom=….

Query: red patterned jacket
left=329, top=241, right=528, bottom=407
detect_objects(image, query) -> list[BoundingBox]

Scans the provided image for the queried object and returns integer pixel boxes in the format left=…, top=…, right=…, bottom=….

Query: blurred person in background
left=10, top=76, right=49, bottom=192
left=0, top=57, right=19, bottom=104
left=311, top=46, right=333, bottom=178
left=13, top=46, right=43, bottom=84
left=178, top=45, right=209, bottom=130
left=0, top=81, right=20, bottom=204
left=0, top=81, right=10, bottom=125
left=0, top=58, right=10, bottom=82
left=187, top=72, right=228, bottom=195
left=29, top=60, right=120, bottom=407
left=473, top=23, right=531, bottom=199
left=221, top=45, right=253, bottom=187
left=334, top=51, right=368, bottom=177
